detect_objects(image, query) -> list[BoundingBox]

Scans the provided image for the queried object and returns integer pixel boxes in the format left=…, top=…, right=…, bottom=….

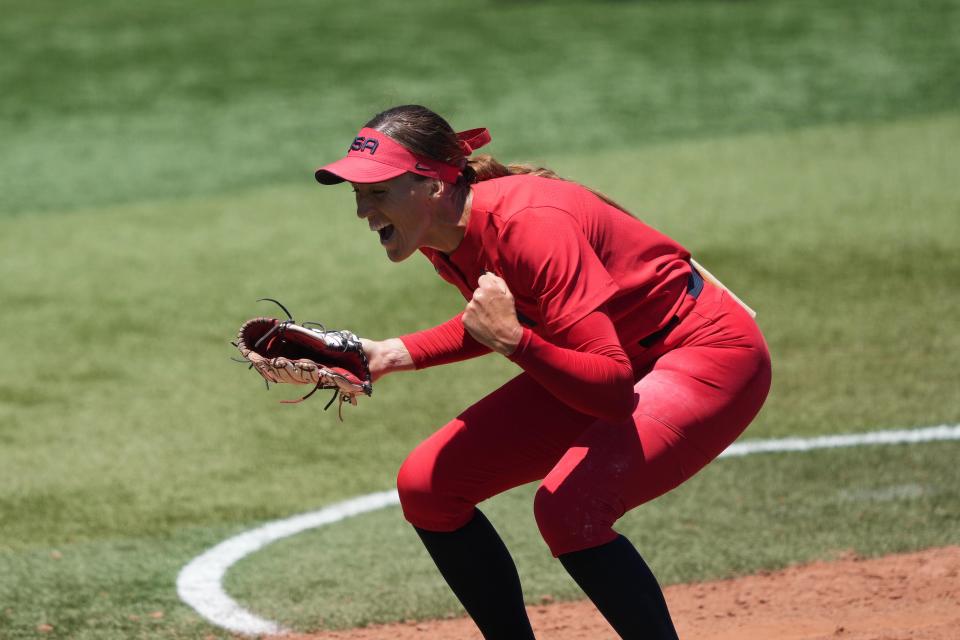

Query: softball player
left=314, top=104, right=772, bottom=639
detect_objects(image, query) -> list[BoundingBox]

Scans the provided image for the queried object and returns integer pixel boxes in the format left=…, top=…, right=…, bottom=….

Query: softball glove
left=234, top=299, right=372, bottom=419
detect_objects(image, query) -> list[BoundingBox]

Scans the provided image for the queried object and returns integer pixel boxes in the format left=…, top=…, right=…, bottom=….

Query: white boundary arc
left=176, top=423, right=960, bottom=636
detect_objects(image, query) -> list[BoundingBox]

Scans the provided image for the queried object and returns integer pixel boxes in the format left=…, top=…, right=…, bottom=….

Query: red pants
left=397, top=281, right=772, bottom=556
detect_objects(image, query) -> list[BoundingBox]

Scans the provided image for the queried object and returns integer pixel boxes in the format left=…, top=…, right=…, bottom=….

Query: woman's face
left=352, top=173, right=437, bottom=262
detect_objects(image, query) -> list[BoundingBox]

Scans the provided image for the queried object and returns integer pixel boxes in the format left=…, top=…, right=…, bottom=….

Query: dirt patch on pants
left=285, top=546, right=960, bottom=639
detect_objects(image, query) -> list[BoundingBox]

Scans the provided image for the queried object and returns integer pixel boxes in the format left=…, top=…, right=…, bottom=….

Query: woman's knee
left=397, top=441, right=475, bottom=532
left=533, top=484, right=619, bottom=557
left=396, top=447, right=440, bottom=525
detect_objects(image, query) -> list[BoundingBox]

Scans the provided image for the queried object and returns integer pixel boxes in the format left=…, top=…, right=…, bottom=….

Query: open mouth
left=377, top=224, right=395, bottom=244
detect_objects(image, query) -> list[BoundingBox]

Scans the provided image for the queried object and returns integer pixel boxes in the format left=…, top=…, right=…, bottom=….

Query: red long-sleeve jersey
left=400, top=174, right=692, bottom=420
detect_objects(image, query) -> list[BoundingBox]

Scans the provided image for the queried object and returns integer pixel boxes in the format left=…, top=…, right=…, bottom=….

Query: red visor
left=315, top=127, right=491, bottom=185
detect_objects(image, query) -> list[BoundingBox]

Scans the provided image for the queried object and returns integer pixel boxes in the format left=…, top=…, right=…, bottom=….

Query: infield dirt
left=283, top=546, right=960, bottom=640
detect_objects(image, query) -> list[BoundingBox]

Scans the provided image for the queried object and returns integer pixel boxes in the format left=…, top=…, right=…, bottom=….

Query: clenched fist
left=462, top=272, right=524, bottom=356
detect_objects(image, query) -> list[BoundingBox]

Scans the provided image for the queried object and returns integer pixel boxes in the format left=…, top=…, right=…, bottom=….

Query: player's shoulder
left=471, top=177, right=584, bottom=261
left=473, top=174, right=586, bottom=223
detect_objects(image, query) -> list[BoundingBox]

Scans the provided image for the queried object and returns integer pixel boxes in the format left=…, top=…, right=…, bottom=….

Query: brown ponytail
left=464, top=154, right=561, bottom=183
left=366, top=105, right=632, bottom=214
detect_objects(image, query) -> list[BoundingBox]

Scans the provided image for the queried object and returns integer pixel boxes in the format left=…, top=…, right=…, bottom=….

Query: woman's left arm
left=464, top=274, right=635, bottom=422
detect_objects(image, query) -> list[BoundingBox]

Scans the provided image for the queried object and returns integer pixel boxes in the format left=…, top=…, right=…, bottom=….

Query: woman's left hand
left=463, top=273, right=524, bottom=356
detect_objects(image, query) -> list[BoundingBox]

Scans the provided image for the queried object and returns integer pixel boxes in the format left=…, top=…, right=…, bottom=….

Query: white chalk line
left=718, top=423, right=960, bottom=457
left=176, top=423, right=960, bottom=636
left=176, top=490, right=400, bottom=636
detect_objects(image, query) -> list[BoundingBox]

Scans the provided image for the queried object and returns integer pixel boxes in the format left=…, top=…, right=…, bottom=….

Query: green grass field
left=2, top=1, right=959, bottom=638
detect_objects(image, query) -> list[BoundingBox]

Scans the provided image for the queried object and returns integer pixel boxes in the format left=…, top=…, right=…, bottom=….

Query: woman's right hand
left=360, top=337, right=416, bottom=382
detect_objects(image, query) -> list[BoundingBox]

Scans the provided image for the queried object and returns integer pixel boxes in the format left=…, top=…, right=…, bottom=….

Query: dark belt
left=637, top=267, right=704, bottom=348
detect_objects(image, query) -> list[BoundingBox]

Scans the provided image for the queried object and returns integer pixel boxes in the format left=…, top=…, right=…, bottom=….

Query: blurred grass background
left=1, top=0, right=959, bottom=638
left=3, top=0, right=959, bottom=216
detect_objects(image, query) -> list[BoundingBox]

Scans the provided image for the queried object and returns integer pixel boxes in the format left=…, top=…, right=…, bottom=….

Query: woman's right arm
left=360, top=337, right=416, bottom=382
left=363, top=312, right=492, bottom=381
